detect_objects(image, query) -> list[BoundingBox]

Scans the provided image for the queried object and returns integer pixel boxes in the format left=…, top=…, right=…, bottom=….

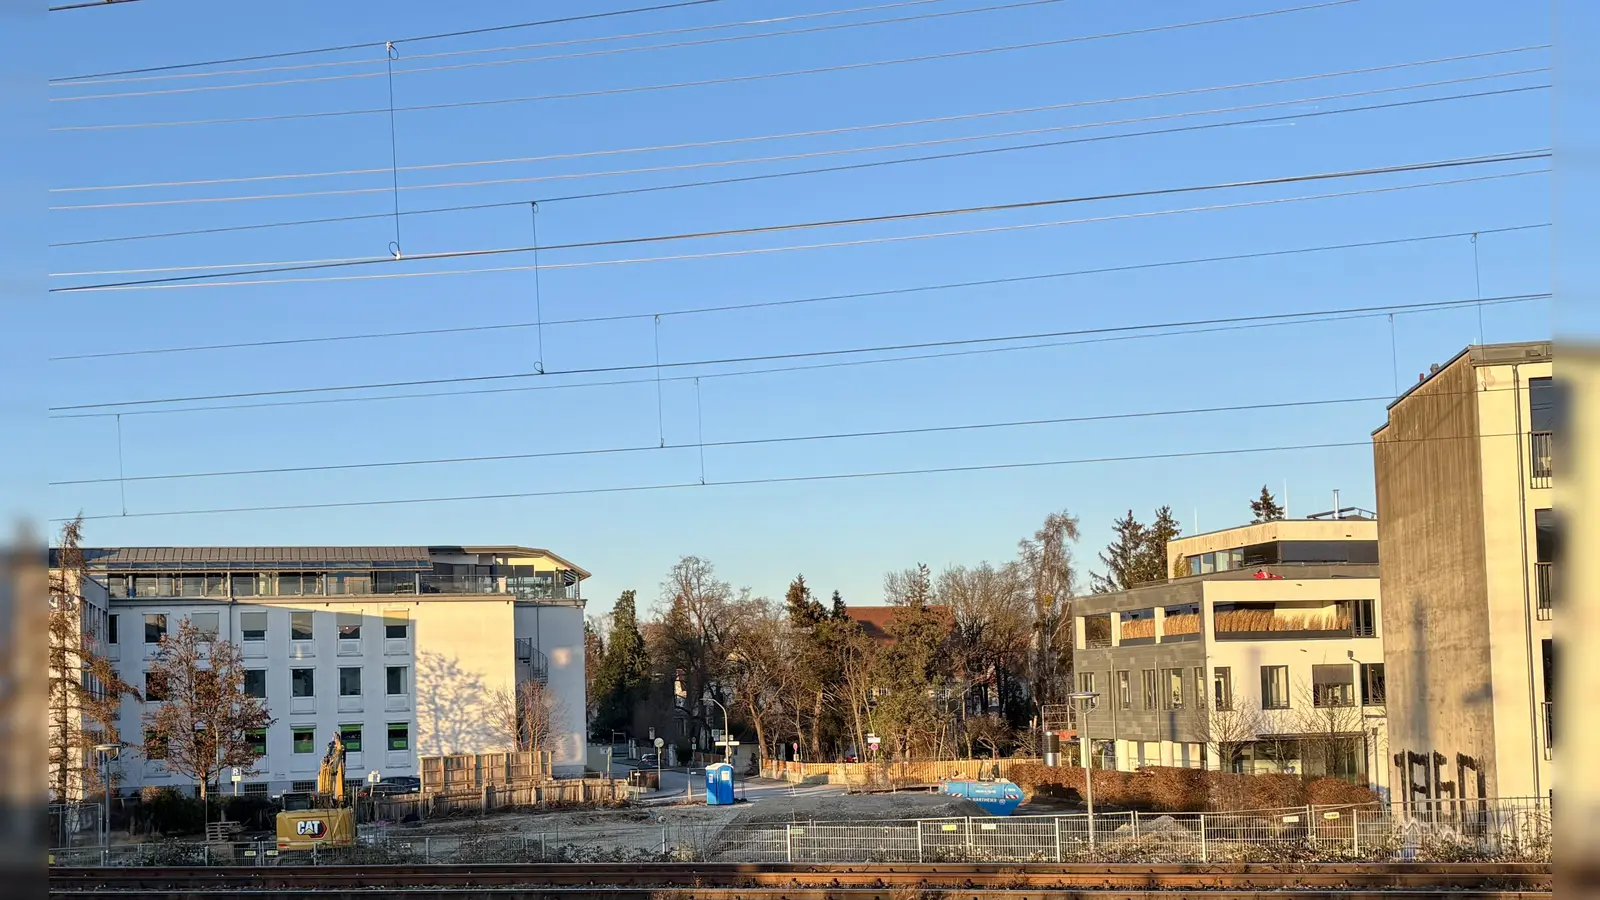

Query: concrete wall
left=514, top=601, right=587, bottom=776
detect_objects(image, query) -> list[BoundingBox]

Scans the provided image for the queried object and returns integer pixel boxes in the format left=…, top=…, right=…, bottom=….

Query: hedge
left=1005, top=764, right=1377, bottom=812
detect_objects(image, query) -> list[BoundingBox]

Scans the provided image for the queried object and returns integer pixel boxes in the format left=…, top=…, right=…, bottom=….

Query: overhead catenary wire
left=50, top=0, right=144, bottom=11
left=48, top=291, right=1545, bottom=420
left=46, top=291, right=1550, bottom=412
left=47, top=384, right=1534, bottom=487
left=47, top=76, right=1551, bottom=215
left=50, top=46, right=1547, bottom=197
left=55, top=429, right=1543, bottom=522
left=50, top=0, right=1364, bottom=131
left=47, top=150, right=1552, bottom=293
left=49, top=170, right=1551, bottom=296
left=53, top=0, right=1073, bottom=101
left=49, top=0, right=733, bottom=83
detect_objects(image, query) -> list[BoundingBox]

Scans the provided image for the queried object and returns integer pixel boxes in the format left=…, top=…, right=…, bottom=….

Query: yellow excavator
left=275, top=733, right=357, bottom=851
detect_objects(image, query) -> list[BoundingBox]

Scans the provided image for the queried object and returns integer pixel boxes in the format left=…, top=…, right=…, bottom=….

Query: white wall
left=515, top=601, right=587, bottom=776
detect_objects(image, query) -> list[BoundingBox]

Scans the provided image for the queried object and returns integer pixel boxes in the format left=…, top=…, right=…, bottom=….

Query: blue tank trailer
left=940, top=779, right=1025, bottom=816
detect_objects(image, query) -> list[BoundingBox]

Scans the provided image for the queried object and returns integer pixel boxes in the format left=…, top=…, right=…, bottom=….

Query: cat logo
left=295, top=819, right=327, bottom=838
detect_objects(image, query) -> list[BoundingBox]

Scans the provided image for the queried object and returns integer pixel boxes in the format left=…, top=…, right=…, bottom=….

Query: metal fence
left=50, top=796, right=1551, bottom=867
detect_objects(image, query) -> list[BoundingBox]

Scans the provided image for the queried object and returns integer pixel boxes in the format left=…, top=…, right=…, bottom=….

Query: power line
left=56, top=429, right=1537, bottom=522
left=50, top=0, right=144, bottom=11
left=48, top=151, right=1551, bottom=293
left=49, top=77, right=1550, bottom=215
left=54, top=0, right=1071, bottom=101
left=48, top=291, right=1545, bottom=419
left=49, top=0, right=732, bottom=82
left=52, top=224, right=1546, bottom=362
left=46, top=291, right=1550, bottom=412
left=50, top=0, right=1363, bottom=131
left=51, top=386, right=1533, bottom=486
left=48, top=46, right=1546, bottom=200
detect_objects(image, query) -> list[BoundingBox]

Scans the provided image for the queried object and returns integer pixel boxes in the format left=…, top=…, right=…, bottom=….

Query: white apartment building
left=1071, top=516, right=1388, bottom=794
left=65, top=544, right=590, bottom=795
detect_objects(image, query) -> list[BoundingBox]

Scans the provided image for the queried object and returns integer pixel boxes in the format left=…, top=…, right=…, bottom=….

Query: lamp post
left=366, top=771, right=381, bottom=823
left=703, top=692, right=731, bottom=764
left=93, top=743, right=119, bottom=854
left=1067, top=691, right=1100, bottom=852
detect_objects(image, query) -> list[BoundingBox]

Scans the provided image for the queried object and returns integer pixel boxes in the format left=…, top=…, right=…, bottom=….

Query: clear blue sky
left=34, top=0, right=1558, bottom=618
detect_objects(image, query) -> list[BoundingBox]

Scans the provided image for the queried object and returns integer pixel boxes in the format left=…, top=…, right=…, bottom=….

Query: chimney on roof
left=1430, top=363, right=1442, bottom=374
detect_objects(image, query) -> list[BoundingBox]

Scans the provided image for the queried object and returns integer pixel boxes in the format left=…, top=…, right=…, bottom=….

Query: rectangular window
left=107, top=614, right=119, bottom=645
left=189, top=611, right=219, bottom=641
left=386, top=665, right=408, bottom=695
left=339, top=666, right=361, bottom=697
left=292, top=727, right=315, bottom=754
left=240, top=610, right=267, bottom=641
left=1116, top=670, right=1132, bottom=710
left=1194, top=666, right=1206, bottom=710
left=340, top=725, right=363, bottom=753
left=1352, top=598, right=1377, bottom=637
left=1164, top=668, right=1185, bottom=709
left=1261, top=665, right=1291, bottom=709
left=231, top=573, right=262, bottom=597
left=243, top=669, right=267, bottom=698
left=1313, top=663, right=1355, bottom=707
left=384, top=612, right=409, bottom=640
left=337, top=612, right=362, bottom=640
left=1213, top=667, right=1233, bottom=710
left=144, top=670, right=167, bottom=701
left=1530, top=376, right=1556, bottom=432
left=290, top=612, right=314, bottom=641
left=245, top=729, right=266, bottom=756
left=1141, top=669, right=1157, bottom=710
left=144, top=728, right=167, bottom=760
left=1535, top=508, right=1556, bottom=563
left=387, top=723, right=410, bottom=751
left=144, top=613, right=167, bottom=644
left=1361, top=662, right=1386, bottom=706
left=1081, top=614, right=1111, bottom=649
left=290, top=668, right=314, bottom=698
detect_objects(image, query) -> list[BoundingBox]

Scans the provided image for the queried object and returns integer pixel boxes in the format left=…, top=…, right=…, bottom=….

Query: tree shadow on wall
left=415, top=650, right=505, bottom=756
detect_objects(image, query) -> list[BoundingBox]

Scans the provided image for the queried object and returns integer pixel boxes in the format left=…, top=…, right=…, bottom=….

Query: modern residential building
left=1071, top=516, right=1388, bottom=793
left=51, top=544, right=590, bottom=795
left=1373, top=341, right=1555, bottom=803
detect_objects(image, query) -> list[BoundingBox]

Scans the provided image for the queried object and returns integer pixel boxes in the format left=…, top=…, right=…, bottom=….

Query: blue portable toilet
left=705, top=763, right=735, bottom=805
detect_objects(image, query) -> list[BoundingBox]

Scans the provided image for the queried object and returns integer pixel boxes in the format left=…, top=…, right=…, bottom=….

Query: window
left=1536, top=508, right=1556, bottom=563
left=1351, top=599, right=1377, bottom=637
left=240, top=610, right=267, bottom=641
left=339, top=667, right=362, bottom=697
left=1081, top=614, right=1111, bottom=648
left=1194, top=666, right=1206, bottom=710
left=245, top=729, right=266, bottom=756
left=1213, top=667, right=1233, bottom=710
left=144, top=728, right=168, bottom=760
left=1261, top=665, right=1291, bottom=709
left=189, top=611, right=219, bottom=641
left=337, top=613, right=362, bottom=640
left=1141, top=669, right=1157, bottom=710
left=1076, top=671, right=1097, bottom=708
left=291, top=668, right=314, bottom=698
left=243, top=782, right=269, bottom=796
left=340, top=725, right=363, bottom=753
left=292, top=728, right=315, bottom=754
left=231, top=573, right=264, bottom=597
left=107, top=614, right=119, bottom=645
left=1361, top=663, right=1386, bottom=706
left=144, top=613, right=167, bottom=644
left=1530, top=376, right=1556, bottom=431
left=291, top=780, right=317, bottom=793
left=386, top=665, right=408, bottom=695
left=1313, top=664, right=1355, bottom=707
left=1116, top=670, right=1132, bottom=710
left=144, top=670, right=167, bottom=701
left=243, top=669, right=267, bottom=699
left=277, top=573, right=323, bottom=596
left=384, top=612, right=409, bottom=640
left=290, top=612, right=314, bottom=641
left=387, top=723, right=410, bottom=751
left=1164, top=668, right=1185, bottom=709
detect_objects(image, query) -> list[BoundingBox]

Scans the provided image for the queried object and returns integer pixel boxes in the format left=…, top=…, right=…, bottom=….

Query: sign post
left=654, top=737, right=665, bottom=793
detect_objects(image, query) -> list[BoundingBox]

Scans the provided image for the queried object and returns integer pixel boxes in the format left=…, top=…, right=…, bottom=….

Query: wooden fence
left=375, top=777, right=628, bottom=821
left=760, top=757, right=1043, bottom=787
left=420, top=751, right=553, bottom=794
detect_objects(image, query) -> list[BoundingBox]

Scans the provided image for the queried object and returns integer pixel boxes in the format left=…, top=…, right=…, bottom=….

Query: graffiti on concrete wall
left=1392, top=749, right=1488, bottom=809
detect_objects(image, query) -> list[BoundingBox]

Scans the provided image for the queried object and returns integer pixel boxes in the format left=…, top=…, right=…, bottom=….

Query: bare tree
left=141, top=620, right=273, bottom=813
left=964, top=714, right=1012, bottom=759
left=654, top=556, right=736, bottom=751
left=1292, top=678, right=1368, bottom=782
left=724, top=592, right=794, bottom=765
left=1017, top=511, right=1081, bottom=726
left=1189, top=697, right=1266, bottom=809
left=48, top=517, right=138, bottom=801
left=938, top=562, right=1030, bottom=722
left=491, top=679, right=565, bottom=753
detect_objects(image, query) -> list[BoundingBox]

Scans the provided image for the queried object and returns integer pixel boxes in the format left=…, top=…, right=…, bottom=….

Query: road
left=605, top=757, right=844, bottom=804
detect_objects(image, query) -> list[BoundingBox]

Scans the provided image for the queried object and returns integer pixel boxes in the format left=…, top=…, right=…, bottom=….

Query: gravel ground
left=730, top=790, right=988, bottom=825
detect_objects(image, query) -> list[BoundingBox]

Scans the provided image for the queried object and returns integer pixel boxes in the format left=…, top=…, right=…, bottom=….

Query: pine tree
left=829, top=589, right=847, bottom=620
left=1138, top=505, right=1183, bottom=583
left=593, top=590, right=650, bottom=735
left=1250, top=486, right=1286, bottom=523
left=1090, top=510, right=1147, bottom=593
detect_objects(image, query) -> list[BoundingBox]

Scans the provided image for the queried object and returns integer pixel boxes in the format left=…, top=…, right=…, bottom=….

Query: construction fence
left=761, top=757, right=1042, bottom=787
left=51, top=796, right=1550, bottom=867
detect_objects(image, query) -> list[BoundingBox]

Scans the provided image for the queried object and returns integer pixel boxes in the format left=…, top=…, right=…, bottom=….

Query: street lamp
left=703, top=692, right=731, bottom=764
left=93, top=743, right=119, bottom=855
left=1067, top=691, right=1100, bottom=852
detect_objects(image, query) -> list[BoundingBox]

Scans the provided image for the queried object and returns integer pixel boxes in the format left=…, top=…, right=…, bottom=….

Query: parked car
left=359, top=776, right=421, bottom=800
left=637, top=752, right=659, bottom=768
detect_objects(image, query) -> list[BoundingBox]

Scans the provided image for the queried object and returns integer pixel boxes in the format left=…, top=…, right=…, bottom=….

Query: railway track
left=50, top=861, right=1553, bottom=899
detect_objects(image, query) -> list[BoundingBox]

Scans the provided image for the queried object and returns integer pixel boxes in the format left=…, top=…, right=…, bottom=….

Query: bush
left=1004, top=765, right=1377, bottom=813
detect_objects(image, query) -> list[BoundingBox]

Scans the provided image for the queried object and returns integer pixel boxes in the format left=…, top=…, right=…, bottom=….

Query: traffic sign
left=654, top=737, right=665, bottom=749
left=714, top=740, right=740, bottom=747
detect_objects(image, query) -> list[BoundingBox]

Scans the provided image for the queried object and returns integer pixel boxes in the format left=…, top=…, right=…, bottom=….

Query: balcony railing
left=1535, top=562, right=1552, bottom=621
left=515, top=638, right=549, bottom=685
left=1542, top=700, right=1553, bottom=756
left=1529, top=431, right=1553, bottom=489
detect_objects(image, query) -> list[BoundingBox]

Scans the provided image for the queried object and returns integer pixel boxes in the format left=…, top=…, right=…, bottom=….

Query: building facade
left=1373, top=341, right=1555, bottom=803
left=59, top=544, right=589, bottom=795
left=1071, top=518, right=1387, bottom=793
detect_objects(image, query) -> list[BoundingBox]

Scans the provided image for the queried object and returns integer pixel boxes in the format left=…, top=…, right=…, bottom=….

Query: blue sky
left=35, top=0, right=1557, bottom=617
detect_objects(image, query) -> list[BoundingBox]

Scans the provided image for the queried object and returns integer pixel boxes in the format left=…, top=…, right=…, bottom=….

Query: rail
left=1529, top=431, right=1553, bottom=489
left=1535, top=562, right=1552, bottom=620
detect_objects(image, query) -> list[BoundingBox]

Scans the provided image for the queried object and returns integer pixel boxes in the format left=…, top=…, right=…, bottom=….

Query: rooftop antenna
left=1332, top=489, right=1341, bottom=520
left=1283, top=479, right=1289, bottom=519
left=1193, top=508, right=1199, bottom=535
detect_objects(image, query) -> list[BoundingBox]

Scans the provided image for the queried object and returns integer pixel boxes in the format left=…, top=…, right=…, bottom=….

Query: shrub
left=1004, top=765, right=1375, bottom=813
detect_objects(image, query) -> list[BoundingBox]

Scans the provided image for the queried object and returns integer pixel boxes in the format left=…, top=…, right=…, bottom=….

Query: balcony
left=419, top=574, right=580, bottom=600
left=1529, top=431, right=1552, bottom=489
left=516, top=638, right=549, bottom=685
left=1213, top=604, right=1353, bottom=641
left=1535, top=562, right=1552, bottom=620
left=1541, top=700, right=1553, bottom=758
